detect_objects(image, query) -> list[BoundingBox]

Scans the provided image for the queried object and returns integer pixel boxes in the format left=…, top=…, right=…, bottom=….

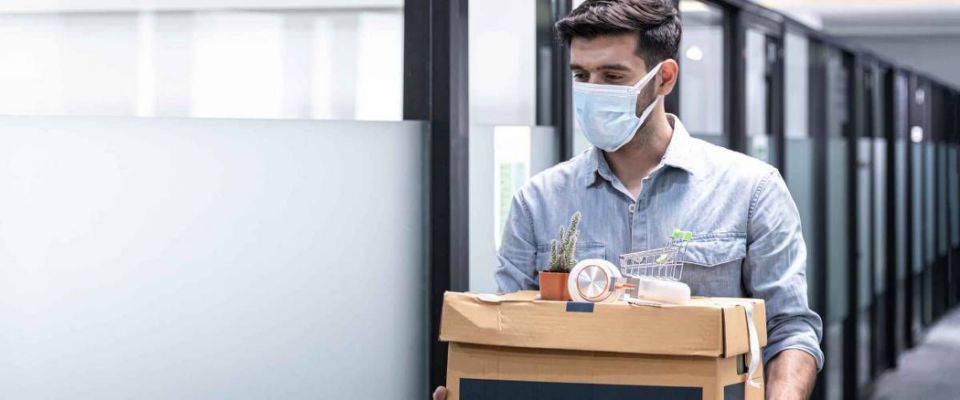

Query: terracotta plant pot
left=539, top=271, right=571, bottom=301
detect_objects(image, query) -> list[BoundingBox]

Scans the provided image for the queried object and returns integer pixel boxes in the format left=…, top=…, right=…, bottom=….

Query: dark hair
left=555, top=0, right=682, bottom=67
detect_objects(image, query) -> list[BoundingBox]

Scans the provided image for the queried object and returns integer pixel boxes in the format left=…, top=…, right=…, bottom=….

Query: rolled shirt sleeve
left=744, top=170, right=825, bottom=370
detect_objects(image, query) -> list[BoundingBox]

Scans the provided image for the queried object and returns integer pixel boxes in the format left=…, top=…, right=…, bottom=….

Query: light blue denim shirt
left=495, top=115, right=824, bottom=370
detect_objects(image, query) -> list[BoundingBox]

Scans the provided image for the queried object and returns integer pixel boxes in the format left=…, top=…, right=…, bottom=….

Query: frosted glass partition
left=827, top=138, right=849, bottom=322
left=469, top=0, right=535, bottom=125
left=679, top=0, right=725, bottom=139
left=873, top=138, right=887, bottom=294
left=951, top=146, right=960, bottom=248
left=937, top=145, right=949, bottom=255
left=0, top=0, right=403, bottom=13
left=911, top=143, right=924, bottom=274
left=785, top=138, right=817, bottom=310
left=745, top=29, right=770, bottom=162
left=857, top=138, right=872, bottom=309
left=895, top=140, right=908, bottom=281
left=784, top=32, right=809, bottom=139
left=469, top=125, right=559, bottom=294
left=0, top=116, right=426, bottom=399
left=924, top=143, right=936, bottom=264
left=0, top=8, right=403, bottom=120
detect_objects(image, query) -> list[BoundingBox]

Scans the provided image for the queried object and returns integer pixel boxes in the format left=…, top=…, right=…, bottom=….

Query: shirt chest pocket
left=534, top=242, right=607, bottom=272
left=679, top=234, right=747, bottom=297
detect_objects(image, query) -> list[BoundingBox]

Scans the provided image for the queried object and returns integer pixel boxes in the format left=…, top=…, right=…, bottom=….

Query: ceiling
left=756, top=0, right=960, bottom=35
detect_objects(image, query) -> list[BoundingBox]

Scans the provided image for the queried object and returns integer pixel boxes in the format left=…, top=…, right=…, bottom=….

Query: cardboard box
left=440, top=291, right=767, bottom=400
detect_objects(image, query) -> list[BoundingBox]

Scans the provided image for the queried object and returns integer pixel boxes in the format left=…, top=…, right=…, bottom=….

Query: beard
left=618, top=84, right=660, bottom=152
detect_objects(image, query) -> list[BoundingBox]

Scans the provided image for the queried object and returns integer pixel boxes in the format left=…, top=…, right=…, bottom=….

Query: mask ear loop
left=606, top=94, right=662, bottom=152
left=634, top=61, right=665, bottom=126
left=636, top=94, right=663, bottom=125
left=630, top=62, right=664, bottom=90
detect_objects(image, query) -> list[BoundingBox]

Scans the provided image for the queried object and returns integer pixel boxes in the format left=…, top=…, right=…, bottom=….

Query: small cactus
left=548, top=211, right=581, bottom=273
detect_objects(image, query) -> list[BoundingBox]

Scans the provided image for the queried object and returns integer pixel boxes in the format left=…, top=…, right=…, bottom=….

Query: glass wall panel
left=825, top=47, right=849, bottom=324
left=823, top=46, right=849, bottom=400
left=937, top=145, right=949, bottom=256
left=893, top=73, right=909, bottom=355
left=911, top=140, right=924, bottom=334
left=925, top=143, right=936, bottom=266
left=923, top=142, right=935, bottom=324
left=911, top=153, right=924, bottom=272
left=855, top=62, right=879, bottom=390
left=467, top=0, right=563, bottom=293
left=0, top=116, right=426, bottom=398
left=469, top=125, right=559, bottom=293
left=856, top=136, right=872, bottom=388
left=782, top=31, right=817, bottom=310
left=896, top=139, right=908, bottom=283
left=874, top=138, right=887, bottom=294
left=469, top=0, right=536, bottom=125
left=785, top=33, right=808, bottom=140
left=827, top=139, right=850, bottom=322
left=0, top=2, right=405, bottom=120
left=951, top=146, right=960, bottom=248
left=872, top=69, right=887, bottom=295
left=857, top=69, right=874, bottom=312
left=679, top=0, right=726, bottom=144
left=745, top=29, right=770, bottom=162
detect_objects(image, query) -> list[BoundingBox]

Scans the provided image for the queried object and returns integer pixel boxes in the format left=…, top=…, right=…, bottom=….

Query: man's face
left=569, top=34, right=659, bottom=119
left=570, top=33, right=649, bottom=86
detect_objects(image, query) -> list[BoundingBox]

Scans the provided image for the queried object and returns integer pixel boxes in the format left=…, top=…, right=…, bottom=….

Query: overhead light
left=679, top=1, right=709, bottom=13
left=911, top=126, right=924, bottom=143
left=685, top=45, right=704, bottom=61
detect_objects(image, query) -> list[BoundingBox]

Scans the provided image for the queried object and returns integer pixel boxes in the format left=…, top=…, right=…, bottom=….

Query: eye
left=605, top=74, right=624, bottom=82
left=572, top=72, right=588, bottom=82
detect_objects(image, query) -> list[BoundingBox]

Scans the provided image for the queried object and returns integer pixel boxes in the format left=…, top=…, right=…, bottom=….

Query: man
left=435, top=0, right=822, bottom=398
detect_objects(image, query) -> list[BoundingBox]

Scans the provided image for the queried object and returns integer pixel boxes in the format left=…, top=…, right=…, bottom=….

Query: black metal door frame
left=538, top=0, right=575, bottom=160
left=904, top=73, right=923, bottom=348
left=843, top=50, right=863, bottom=400
left=881, top=66, right=900, bottom=370
left=806, top=36, right=829, bottom=400
left=403, top=0, right=470, bottom=395
left=860, top=59, right=882, bottom=382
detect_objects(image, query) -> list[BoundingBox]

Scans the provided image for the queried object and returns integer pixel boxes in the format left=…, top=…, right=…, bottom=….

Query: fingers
left=432, top=386, right=448, bottom=400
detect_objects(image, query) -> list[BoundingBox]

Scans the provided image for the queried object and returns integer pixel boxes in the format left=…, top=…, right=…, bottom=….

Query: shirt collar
left=580, top=114, right=701, bottom=187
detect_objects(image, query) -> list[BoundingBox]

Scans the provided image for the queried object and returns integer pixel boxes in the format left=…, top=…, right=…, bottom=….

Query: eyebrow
left=570, top=63, right=633, bottom=72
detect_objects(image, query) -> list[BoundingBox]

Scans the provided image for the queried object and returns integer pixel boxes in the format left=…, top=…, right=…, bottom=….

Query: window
left=0, top=1, right=404, bottom=120
left=678, top=0, right=726, bottom=141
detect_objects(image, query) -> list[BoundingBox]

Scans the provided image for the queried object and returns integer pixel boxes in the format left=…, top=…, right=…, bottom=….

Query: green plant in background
left=548, top=211, right=581, bottom=273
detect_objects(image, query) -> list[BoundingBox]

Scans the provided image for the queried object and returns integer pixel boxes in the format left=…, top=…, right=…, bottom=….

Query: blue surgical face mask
left=573, top=62, right=663, bottom=152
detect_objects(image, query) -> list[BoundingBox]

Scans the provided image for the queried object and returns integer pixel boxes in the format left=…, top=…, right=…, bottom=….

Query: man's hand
left=765, top=349, right=817, bottom=400
left=432, top=386, right=447, bottom=400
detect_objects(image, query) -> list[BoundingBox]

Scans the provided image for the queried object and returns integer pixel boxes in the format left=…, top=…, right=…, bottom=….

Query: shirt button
left=628, top=204, right=636, bottom=213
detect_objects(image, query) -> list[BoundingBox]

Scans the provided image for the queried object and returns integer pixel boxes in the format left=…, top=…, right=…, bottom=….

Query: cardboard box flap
left=716, top=298, right=768, bottom=357
left=439, top=291, right=766, bottom=358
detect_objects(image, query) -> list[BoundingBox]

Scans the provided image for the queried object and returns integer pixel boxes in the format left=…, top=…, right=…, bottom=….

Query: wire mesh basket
left=619, top=230, right=693, bottom=282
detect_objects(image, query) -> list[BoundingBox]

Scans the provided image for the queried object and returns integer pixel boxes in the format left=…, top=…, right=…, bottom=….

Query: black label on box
left=459, top=378, right=702, bottom=399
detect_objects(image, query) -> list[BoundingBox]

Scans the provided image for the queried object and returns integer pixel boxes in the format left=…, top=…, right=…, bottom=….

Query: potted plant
left=539, top=211, right=581, bottom=301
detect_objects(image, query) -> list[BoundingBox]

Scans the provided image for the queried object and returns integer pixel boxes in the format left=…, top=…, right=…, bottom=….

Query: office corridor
left=870, top=307, right=960, bottom=399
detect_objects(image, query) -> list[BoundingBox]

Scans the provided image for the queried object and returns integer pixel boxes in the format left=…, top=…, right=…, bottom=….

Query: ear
left=656, top=59, right=679, bottom=96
